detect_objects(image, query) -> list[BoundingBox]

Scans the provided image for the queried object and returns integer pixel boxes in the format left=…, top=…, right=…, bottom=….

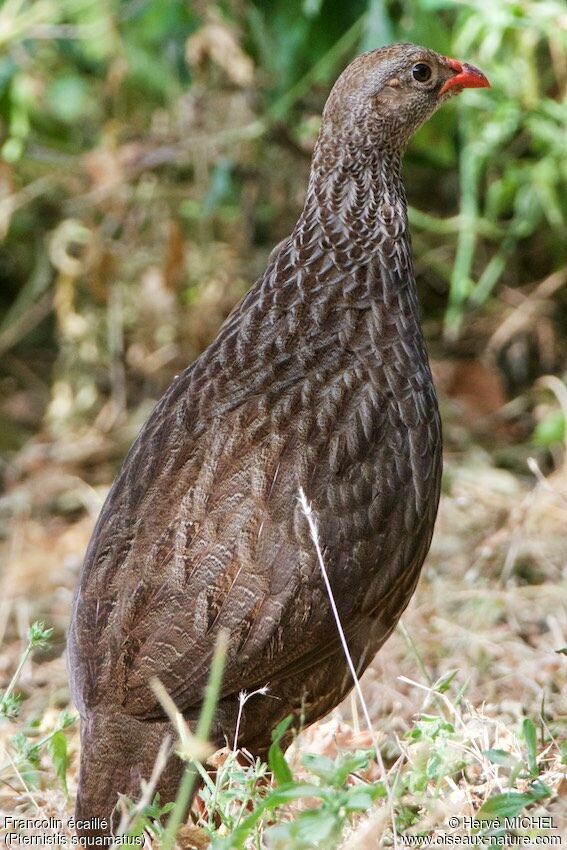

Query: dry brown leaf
left=176, top=824, right=211, bottom=850
left=186, top=24, right=254, bottom=87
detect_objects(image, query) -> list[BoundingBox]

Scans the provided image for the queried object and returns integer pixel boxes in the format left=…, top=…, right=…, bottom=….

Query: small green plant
left=0, top=620, right=53, bottom=719
left=267, top=750, right=386, bottom=849
left=207, top=743, right=386, bottom=850
left=477, top=717, right=553, bottom=833
left=193, top=712, right=387, bottom=849
left=117, top=792, right=176, bottom=843
left=405, top=712, right=467, bottom=796
left=0, top=621, right=75, bottom=795
left=484, top=717, right=543, bottom=785
left=476, top=780, right=551, bottom=825
left=196, top=749, right=272, bottom=838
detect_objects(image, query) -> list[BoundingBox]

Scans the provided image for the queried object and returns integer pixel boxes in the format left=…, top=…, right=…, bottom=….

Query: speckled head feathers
left=321, top=42, right=489, bottom=150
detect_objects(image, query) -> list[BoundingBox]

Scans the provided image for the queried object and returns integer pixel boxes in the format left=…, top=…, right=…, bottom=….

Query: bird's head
left=321, top=43, right=490, bottom=153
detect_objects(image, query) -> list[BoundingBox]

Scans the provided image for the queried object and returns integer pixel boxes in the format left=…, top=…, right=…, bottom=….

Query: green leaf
left=301, top=750, right=372, bottom=788
left=359, top=0, right=394, bottom=53
left=426, top=751, right=443, bottom=780
left=59, top=709, right=77, bottom=730
left=301, top=752, right=340, bottom=784
left=529, top=780, right=551, bottom=800
left=27, top=621, right=53, bottom=650
left=408, top=715, right=455, bottom=743
left=343, top=782, right=386, bottom=811
left=432, top=669, right=459, bottom=694
left=533, top=410, right=565, bottom=447
left=47, top=76, right=90, bottom=124
left=266, top=808, right=341, bottom=848
left=203, top=159, right=235, bottom=215
left=213, top=783, right=327, bottom=849
left=269, top=714, right=294, bottom=785
left=293, top=808, right=339, bottom=844
left=269, top=740, right=293, bottom=786
left=522, top=718, right=539, bottom=776
left=331, top=751, right=372, bottom=786
left=303, top=0, right=323, bottom=18
left=476, top=792, right=534, bottom=820
left=0, top=692, right=23, bottom=719
left=48, top=730, right=69, bottom=796
left=267, top=782, right=326, bottom=803
left=11, top=732, right=40, bottom=766
left=271, top=714, right=294, bottom=745
left=483, top=749, right=519, bottom=769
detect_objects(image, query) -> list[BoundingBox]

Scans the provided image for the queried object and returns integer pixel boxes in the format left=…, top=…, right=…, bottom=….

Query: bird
left=68, top=42, right=489, bottom=838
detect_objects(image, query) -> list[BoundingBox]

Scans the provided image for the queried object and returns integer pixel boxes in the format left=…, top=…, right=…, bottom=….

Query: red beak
left=439, top=57, right=490, bottom=97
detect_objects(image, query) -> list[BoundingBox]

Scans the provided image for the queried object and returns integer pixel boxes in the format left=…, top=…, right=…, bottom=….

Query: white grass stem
left=298, top=487, right=399, bottom=848
left=233, top=687, right=269, bottom=751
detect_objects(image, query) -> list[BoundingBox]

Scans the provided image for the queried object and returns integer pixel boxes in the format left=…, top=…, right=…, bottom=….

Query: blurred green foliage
left=0, top=0, right=566, bottom=450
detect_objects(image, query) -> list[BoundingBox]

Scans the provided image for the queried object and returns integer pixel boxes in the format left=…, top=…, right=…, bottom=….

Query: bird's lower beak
left=439, top=57, right=490, bottom=97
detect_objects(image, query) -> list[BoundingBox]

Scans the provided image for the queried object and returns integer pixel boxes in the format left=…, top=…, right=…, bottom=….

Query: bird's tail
left=75, top=711, right=186, bottom=841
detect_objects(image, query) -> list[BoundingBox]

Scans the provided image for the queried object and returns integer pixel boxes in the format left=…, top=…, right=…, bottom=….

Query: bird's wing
left=69, top=388, right=306, bottom=716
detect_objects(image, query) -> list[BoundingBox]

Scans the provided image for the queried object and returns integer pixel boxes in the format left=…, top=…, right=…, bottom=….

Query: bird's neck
left=287, top=133, right=427, bottom=367
left=294, top=132, right=408, bottom=268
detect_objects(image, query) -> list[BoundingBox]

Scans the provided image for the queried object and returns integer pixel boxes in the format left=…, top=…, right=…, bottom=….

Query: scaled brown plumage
left=68, top=43, right=489, bottom=837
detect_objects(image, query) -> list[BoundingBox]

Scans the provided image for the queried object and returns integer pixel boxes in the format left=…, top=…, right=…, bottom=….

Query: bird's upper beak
left=439, top=57, right=490, bottom=97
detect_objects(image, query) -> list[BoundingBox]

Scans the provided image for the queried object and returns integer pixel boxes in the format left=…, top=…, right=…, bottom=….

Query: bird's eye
left=412, top=63, right=432, bottom=83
